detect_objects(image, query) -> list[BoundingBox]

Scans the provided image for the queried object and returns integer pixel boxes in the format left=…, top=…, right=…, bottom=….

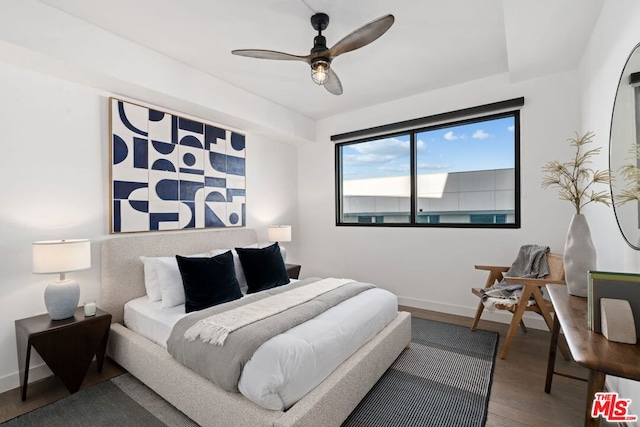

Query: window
left=340, top=134, right=411, bottom=224
left=470, top=214, right=507, bottom=224
left=335, top=101, right=521, bottom=228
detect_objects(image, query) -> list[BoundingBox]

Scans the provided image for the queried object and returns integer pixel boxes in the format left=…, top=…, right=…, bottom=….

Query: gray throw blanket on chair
left=481, top=244, right=550, bottom=309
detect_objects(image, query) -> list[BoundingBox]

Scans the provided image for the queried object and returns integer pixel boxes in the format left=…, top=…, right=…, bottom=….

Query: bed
left=101, top=228, right=411, bottom=427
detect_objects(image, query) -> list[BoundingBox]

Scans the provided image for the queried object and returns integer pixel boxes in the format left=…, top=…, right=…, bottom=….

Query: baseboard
left=0, top=363, right=52, bottom=395
left=603, top=381, right=633, bottom=427
left=397, top=296, right=550, bottom=331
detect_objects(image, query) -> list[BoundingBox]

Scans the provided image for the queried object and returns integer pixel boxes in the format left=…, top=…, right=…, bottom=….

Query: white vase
left=563, top=213, right=597, bottom=297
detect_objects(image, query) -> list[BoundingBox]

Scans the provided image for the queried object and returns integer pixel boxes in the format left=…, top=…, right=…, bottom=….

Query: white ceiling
left=38, top=0, right=604, bottom=120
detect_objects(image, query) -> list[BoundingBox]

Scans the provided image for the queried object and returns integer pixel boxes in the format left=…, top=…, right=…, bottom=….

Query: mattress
left=124, top=297, right=187, bottom=348
left=123, top=278, right=300, bottom=348
left=124, top=285, right=398, bottom=410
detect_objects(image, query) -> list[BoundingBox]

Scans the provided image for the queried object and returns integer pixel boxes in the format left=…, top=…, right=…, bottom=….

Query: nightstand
left=285, top=263, right=301, bottom=279
left=15, top=307, right=111, bottom=401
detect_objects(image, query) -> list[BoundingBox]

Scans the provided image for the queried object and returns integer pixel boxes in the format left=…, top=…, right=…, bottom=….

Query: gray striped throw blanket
left=481, top=244, right=550, bottom=311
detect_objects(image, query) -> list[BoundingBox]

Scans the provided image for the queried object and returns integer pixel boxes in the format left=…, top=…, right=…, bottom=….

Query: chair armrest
left=475, top=265, right=510, bottom=288
left=502, top=277, right=566, bottom=288
left=475, top=265, right=510, bottom=273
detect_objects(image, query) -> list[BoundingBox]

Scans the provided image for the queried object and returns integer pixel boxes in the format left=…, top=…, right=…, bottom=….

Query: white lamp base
left=44, top=279, right=80, bottom=320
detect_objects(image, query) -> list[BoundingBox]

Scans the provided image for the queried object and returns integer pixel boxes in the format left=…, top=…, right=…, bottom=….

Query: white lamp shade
left=268, top=225, right=292, bottom=243
left=33, top=239, right=91, bottom=274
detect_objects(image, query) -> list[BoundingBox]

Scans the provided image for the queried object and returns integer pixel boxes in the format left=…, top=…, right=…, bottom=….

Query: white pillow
left=139, top=256, right=162, bottom=302
left=140, top=253, right=208, bottom=308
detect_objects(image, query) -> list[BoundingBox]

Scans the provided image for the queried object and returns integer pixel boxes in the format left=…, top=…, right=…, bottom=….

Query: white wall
left=0, top=2, right=301, bottom=393
left=0, top=0, right=315, bottom=145
left=295, top=0, right=640, bottom=418
left=580, top=0, right=640, bottom=421
left=299, top=70, right=583, bottom=320
left=3, top=0, right=638, bottom=415
left=0, top=61, right=300, bottom=393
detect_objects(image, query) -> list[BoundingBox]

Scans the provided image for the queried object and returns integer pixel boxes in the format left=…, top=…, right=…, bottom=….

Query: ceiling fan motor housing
left=311, top=13, right=330, bottom=59
left=310, top=13, right=329, bottom=32
left=312, top=35, right=328, bottom=55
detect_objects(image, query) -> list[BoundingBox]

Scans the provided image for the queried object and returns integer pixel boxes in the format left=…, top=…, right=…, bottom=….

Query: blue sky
left=341, top=116, right=515, bottom=180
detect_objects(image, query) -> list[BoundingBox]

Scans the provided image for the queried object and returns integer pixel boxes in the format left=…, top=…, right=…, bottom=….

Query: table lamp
left=268, top=225, right=292, bottom=243
left=268, top=225, right=291, bottom=262
left=32, top=239, right=91, bottom=320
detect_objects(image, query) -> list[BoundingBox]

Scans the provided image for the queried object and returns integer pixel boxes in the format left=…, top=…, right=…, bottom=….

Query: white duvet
left=124, top=287, right=398, bottom=410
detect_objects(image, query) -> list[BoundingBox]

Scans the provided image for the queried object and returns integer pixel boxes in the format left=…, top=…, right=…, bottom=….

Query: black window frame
left=334, top=100, right=522, bottom=229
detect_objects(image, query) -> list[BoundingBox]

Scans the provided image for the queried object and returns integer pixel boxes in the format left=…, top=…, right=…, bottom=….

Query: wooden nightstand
left=15, top=307, right=111, bottom=401
left=285, top=263, right=301, bottom=279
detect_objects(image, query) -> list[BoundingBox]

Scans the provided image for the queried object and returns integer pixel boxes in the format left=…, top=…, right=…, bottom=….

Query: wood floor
left=0, top=308, right=592, bottom=426
left=0, top=359, right=126, bottom=423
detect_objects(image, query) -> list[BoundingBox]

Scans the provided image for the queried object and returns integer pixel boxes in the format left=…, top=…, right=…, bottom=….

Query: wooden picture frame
left=109, top=98, right=246, bottom=233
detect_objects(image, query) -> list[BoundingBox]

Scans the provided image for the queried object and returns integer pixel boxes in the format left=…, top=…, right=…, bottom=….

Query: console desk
left=546, top=284, right=640, bottom=426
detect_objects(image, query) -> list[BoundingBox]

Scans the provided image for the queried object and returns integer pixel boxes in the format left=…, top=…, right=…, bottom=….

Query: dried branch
left=540, top=131, right=612, bottom=214
left=616, top=145, right=640, bottom=206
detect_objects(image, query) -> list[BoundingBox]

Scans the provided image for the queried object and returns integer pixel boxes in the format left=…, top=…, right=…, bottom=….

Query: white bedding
left=124, top=286, right=398, bottom=410
left=123, top=278, right=301, bottom=348
left=124, top=297, right=187, bottom=348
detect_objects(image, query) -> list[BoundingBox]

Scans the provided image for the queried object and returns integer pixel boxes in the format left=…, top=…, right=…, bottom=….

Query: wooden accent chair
left=470, top=252, right=568, bottom=359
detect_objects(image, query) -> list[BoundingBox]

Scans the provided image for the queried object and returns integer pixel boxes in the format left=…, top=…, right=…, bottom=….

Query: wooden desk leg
left=20, top=345, right=32, bottom=401
left=585, top=370, right=606, bottom=427
left=96, top=323, right=110, bottom=373
left=545, top=311, right=560, bottom=393
left=15, top=322, right=31, bottom=401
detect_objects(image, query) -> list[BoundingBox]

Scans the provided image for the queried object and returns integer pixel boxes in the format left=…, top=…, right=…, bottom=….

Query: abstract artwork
left=109, top=98, right=246, bottom=233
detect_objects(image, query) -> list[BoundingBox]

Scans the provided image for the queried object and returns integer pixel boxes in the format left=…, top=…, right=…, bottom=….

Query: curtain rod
left=330, top=97, right=525, bottom=142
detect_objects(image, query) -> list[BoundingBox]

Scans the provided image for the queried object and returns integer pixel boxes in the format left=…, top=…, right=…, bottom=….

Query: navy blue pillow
left=176, top=251, right=242, bottom=313
left=235, top=242, right=290, bottom=294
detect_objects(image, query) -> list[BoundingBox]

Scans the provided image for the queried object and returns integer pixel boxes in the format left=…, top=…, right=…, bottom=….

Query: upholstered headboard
left=101, top=228, right=258, bottom=323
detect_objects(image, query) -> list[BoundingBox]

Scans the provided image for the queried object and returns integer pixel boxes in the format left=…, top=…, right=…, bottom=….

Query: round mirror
left=611, top=43, right=640, bottom=250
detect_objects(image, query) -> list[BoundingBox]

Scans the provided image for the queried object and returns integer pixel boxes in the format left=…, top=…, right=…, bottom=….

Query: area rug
left=342, top=317, right=498, bottom=427
left=2, top=317, right=497, bottom=427
left=0, top=374, right=198, bottom=427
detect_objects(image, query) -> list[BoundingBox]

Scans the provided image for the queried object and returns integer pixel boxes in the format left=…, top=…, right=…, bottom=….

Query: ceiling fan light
left=311, top=60, right=330, bottom=85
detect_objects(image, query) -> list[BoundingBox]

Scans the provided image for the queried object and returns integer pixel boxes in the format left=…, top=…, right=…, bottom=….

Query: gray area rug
left=342, top=317, right=498, bottom=427
left=2, top=317, right=497, bottom=427
left=1, top=374, right=197, bottom=427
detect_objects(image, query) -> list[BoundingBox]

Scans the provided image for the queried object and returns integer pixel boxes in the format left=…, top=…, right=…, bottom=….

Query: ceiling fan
left=231, top=13, right=395, bottom=95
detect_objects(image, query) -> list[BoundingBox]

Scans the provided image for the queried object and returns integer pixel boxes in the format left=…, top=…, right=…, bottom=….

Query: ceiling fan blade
left=324, top=69, right=343, bottom=95
left=232, top=49, right=310, bottom=63
left=328, top=14, right=395, bottom=59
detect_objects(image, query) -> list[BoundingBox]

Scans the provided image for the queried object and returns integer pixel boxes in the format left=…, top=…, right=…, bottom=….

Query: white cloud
left=444, top=131, right=459, bottom=141
left=343, top=137, right=410, bottom=165
left=473, top=130, right=489, bottom=139
left=343, top=153, right=396, bottom=164
left=350, top=137, right=406, bottom=154
left=418, top=162, right=450, bottom=171
left=507, top=125, right=515, bottom=132
left=379, top=165, right=411, bottom=173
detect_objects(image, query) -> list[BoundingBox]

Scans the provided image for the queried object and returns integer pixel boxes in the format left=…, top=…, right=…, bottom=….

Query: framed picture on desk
left=588, top=270, right=640, bottom=339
